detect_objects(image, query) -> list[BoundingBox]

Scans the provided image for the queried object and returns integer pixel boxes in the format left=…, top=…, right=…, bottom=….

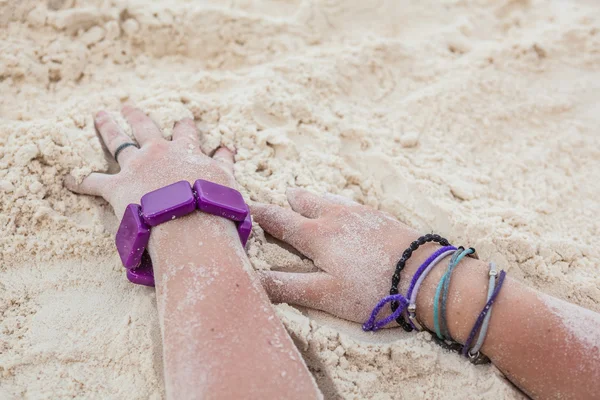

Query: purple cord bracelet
left=363, top=294, right=409, bottom=331
left=406, top=246, right=457, bottom=299
left=364, top=246, right=456, bottom=332
left=406, top=247, right=457, bottom=330
left=461, top=270, right=507, bottom=357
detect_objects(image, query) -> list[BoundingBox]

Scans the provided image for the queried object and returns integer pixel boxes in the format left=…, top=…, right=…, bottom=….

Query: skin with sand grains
left=66, top=106, right=321, bottom=400
left=67, top=107, right=600, bottom=400
left=253, top=191, right=600, bottom=400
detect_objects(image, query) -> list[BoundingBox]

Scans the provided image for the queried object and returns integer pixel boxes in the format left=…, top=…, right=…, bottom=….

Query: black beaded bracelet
left=390, top=233, right=451, bottom=331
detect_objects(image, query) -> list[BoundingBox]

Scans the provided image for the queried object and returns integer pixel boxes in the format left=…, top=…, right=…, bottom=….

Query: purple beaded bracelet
left=461, top=270, right=507, bottom=358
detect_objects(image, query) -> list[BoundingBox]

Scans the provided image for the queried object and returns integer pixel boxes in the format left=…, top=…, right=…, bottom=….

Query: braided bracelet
left=468, top=262, right=498, bottom=355
left=462, top=270, right=507, bottom=360
left=406, top=247, right=457, bottom=331
left=390, top=234, right=451, bottom=332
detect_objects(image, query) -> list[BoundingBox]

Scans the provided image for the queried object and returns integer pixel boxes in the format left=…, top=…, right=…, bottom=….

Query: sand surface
left=2, top=0, right=600, bottom=398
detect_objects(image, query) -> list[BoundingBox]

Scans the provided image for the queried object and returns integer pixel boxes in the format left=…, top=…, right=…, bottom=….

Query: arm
left=66, top=107, right=320, bottom=399
left=404, top=246, right=600, bottom=399
left=252, top=189, right=600, bottom=400
left=150, top=213, right=319, bottom=399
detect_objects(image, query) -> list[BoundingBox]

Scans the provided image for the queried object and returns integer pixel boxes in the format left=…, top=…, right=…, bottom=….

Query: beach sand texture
left=1, top=0, right=600, bottom=398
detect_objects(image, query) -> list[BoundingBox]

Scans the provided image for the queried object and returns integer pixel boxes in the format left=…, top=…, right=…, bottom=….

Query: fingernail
left=95, top=110, right=107, bottom=118
left=287, top=187, right=304, bottom=196
left=223, top=145, right=237, bottom=155
left=174, top=118, right=194, bottom=128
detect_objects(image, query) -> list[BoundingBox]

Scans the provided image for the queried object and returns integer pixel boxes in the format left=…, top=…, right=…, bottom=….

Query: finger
left=121, top=105, right=163, bottom=145
left=257, top=270, right=337, bottom=309
left=172, top=118, right=199, bottom=142
left=94, top=111, right=138, bottom=164
left=286, top=188, right=329, bottom=219
left=323, top=192, right=360, bottom=206
left=212, top=147, right=234, bottom=174
left=64, top=173, right=112, bottom=198
left=251, top=203, right=316, bottom=258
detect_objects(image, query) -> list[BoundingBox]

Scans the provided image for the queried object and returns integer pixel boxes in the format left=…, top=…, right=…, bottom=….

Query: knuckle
left=300, top=219, right=318, bottom=234
left=173, top=137, right=196, bottom=149
left=331, top=205, right=350, bottom=218
left=100, top=124, right=119, bottom=140
left=130, top=113, right=147, bottom=125
left=125, top=108, right=147, bottom=123
left=217, top=163, right=233, bottom=175
left=176, top=129, right=198, bottom=142
left=205, top=165, right=234, bottom=186
left=105, top=133, right=123, bottom=150
left=123, top=156, right=143, bottom=171
left=97, top=119, right=119, bottom=137
left=146, top=140, right=168, bottom=153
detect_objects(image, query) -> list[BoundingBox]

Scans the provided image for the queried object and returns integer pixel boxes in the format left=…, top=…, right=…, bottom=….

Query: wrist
left=148, top=212, right=242, bottom=264
left=413, top=255, right=489, bottom=343
left=115, top=179, right=251, bottom=286
left=390, top=237, right=491, bottom=345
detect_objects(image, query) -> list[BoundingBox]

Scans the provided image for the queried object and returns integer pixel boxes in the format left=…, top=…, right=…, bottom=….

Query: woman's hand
left=252, top=189, right=428, bottom=325
left=66, top=106, right=321, bottom=399
left=65, top=105, right=236, bottom=219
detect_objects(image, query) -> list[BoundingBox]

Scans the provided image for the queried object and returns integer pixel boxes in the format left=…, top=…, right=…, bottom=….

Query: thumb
left=64, top=172, right=112, bottom=198
left=257, top=270, right=338, bottom=309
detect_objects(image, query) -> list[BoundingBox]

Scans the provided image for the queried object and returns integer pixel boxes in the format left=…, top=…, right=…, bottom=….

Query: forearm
left=149, top=213, right=320, bottom=399
left=405, top=247, right=600, bottom=399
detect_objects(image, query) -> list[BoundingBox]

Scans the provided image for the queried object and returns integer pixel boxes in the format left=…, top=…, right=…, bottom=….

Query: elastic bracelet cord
left=468, top=262, right=498, bottom=355
left=366, top=246, right=455, bottom=332
left=433, top=247, right=473, bottom=340
left=462, top=269, right=507, bottom=358
left=406, top=247, right=457, bottom=331
left=440, top=247, right=475, bottom=339
left=363, top=294, right=409, bottom=331
left=432, top=251, right=458, bottom=340
left=390, top=234, right=451, bottom=332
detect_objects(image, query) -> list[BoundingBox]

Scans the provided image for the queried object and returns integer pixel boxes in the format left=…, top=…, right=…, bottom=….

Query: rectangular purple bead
left=237, top=206, right=252, bottom=247
left=193, top=179, right=248, bottom=222
left=126, top=254, right=155, bottom=287
left=140, top=180, right=196, bottom=226
left=115, top=204, right=150, bottom=269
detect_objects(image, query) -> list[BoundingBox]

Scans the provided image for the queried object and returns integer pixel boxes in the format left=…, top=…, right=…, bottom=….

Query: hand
left=252, top=189, right=426, bottom=325
left=65, top=106, right=236, bottom=219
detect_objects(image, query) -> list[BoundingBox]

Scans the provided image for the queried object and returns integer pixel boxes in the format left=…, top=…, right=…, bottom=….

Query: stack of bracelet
left=363, top=234, right=507, bottom=365
left=390, top=234, right=451, bottom=332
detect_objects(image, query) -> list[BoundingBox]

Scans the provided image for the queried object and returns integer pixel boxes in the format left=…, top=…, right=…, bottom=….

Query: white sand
left=2, top=0, right=600, bottom=398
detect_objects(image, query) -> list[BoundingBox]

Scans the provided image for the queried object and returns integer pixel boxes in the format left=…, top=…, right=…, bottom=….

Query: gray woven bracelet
left=468, top=262, right=498, bottom=356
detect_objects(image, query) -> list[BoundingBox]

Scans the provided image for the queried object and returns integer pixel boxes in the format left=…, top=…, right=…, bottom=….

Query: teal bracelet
left=433, top=247, right=474, bottom=340
left=433, top=248, right=463, bottom=339
left=440, top=247, right=475, bottom=339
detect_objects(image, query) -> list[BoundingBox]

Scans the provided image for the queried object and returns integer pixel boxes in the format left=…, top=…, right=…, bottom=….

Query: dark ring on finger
left=114, top=142, right=139, bottom=163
